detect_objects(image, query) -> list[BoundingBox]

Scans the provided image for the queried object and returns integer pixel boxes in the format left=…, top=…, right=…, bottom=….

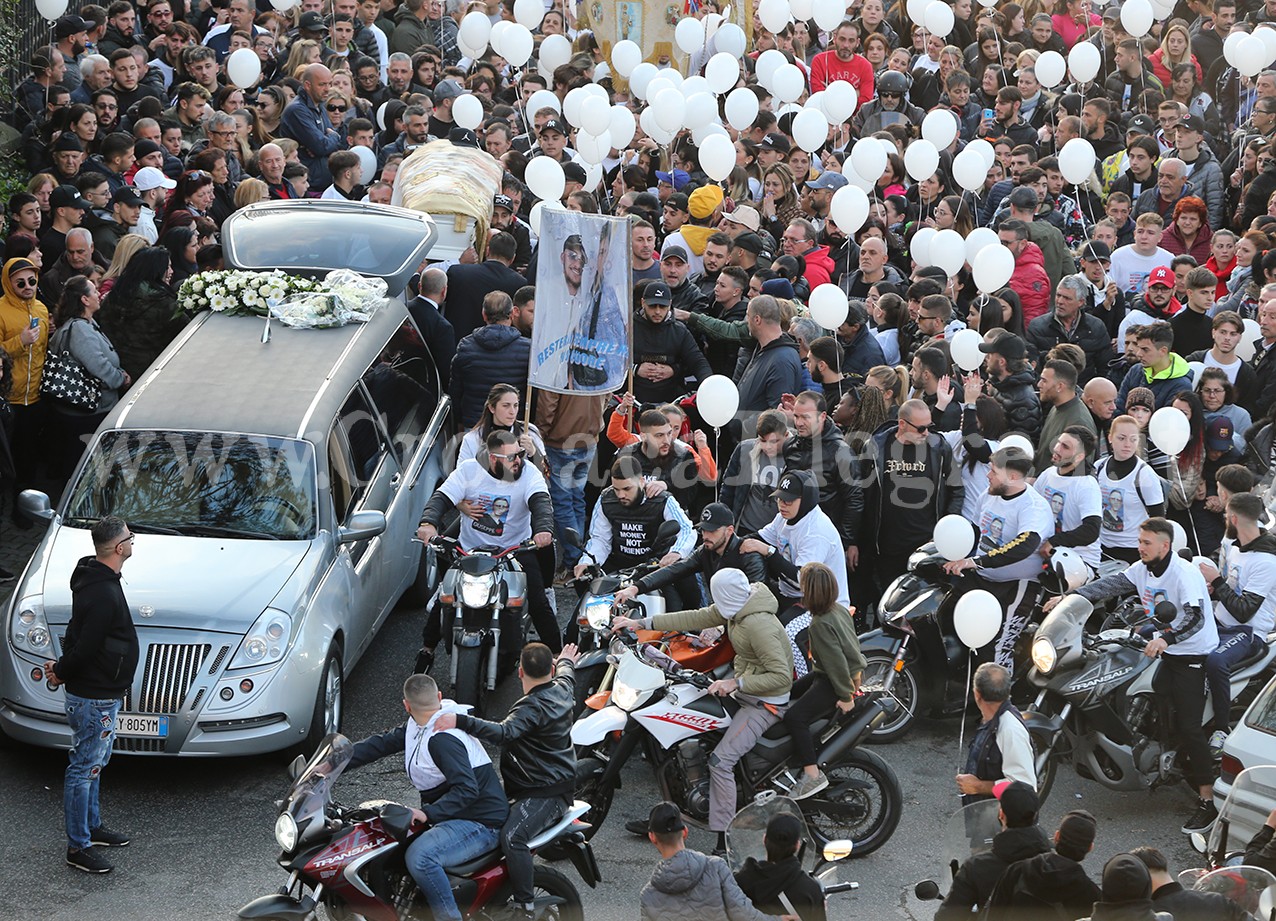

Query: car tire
left=300, top=648, right=343, bottom=758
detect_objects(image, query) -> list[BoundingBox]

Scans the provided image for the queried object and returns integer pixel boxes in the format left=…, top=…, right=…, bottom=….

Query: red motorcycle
left=238, top=734, right=600, bottom=921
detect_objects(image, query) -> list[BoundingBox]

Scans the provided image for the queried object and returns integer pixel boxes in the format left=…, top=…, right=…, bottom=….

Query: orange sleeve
left=695, top=444, right=718, bottom=481
left=607, top=408, right=640, bottom=449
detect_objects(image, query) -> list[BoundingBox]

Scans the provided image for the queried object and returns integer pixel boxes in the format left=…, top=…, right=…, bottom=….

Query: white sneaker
left=1209, top=730, right=1228, bottom=756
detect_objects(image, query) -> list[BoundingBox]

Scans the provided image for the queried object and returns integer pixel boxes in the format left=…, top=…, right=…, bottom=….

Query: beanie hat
left=1125, top=387, right=1155, bottom=412
left=709, top=568, right=752, bottom=620
left=689, top=184, right=724, bottom=220
left=1100, top=853, right=1152, bottom=902
left=761, top=278, right=795, bottom=300
left=1056, top=809, right=1098, bottom=861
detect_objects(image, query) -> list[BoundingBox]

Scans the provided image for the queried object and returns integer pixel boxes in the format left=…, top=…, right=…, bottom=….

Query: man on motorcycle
left=415, top=430, right=559, bottom=673
left=615, top=406, right=708, bottom=516
left=432, top=642, right=579, bottom=921
left=613, top=568, right=795, bottom=854
left=345, top=674, right=510, bottom=921
left=956, top=663, right=1037, bottom=803
left=1198, top=492, right=1276, bottom=754
left=1047, top=516, right=1219, bottom=835
left=943, top=447, right=1055, bottom=671
left=1034, top=426, right=1103, bottom=575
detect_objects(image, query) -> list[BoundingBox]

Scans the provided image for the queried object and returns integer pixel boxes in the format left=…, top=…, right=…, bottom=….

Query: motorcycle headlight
left=229, top=609, right=293, bottom=670
left=612, top=680, right=641, bottom=712
left=275, top=813, right=298, bottom=852
left=1031, top=636, right=1057, bottom=675
left=10, top=596, right=52, bottom=657
left=460, top=574, right=495, bottom=609
left=582, top=596, right=612, bottom=630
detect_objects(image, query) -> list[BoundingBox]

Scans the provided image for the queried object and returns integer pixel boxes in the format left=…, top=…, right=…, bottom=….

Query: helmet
left=1046, top=548, right=1091, bottom=594
left=877, top=70, right=909, bottom=97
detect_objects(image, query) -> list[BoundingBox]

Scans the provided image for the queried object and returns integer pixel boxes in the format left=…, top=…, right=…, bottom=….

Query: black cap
left=1127, top=114, right=1156, bottom=135
left=662, top=244, right=689, bottom=263
left=666, top=192, right=690, bottom=214
left=771, top=471, right=805, bottom=501
left=298, top=10, right=325, bottom=30
left=111, top=186, right=143, bottom=207
left=696, top=502, right=735, bottom=531
left=648, top=802, right=686, bottom=834
left=55, top=14, right=90, bottom=38
left=134, top=139, right=162, bottom=159
left=563, top=233, right=586, bottom=255
left=760, top=132, right=791, bottom=154
left=644, top=280, right=672, bottom=305
left=1080, top=240, right=1112, bottom=262
left=50, top=185, right=90, bottom=211
left=1179, top=114, right=1207, bottom=134
left=493, top=193, right=515, bottom=212
left=733, top=232, right=765, bottom=255
left=978, top=331, right=1027, bottom=360
left=448, top=127, right=479, bottom=147
left=52, top=133, right=83, bottom=153
left=539, top=117, right=569, bottom=137
left=1100, top=854, right=1151, bottom=902
left=993, top=780, right=1040, bottom=828
left=764, top=813, right=804, bottom=853
left=562, top=162, right=587, bottom=184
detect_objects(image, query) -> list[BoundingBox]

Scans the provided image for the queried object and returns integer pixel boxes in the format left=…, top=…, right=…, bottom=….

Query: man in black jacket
left=632, top=281, right=712, bottom=405
left=784, top=391, right=863, bottom=566
left=444, top=231, right=527, bottom=341
left=45, top=515, right=137, bottom=874
left=980, top=333, right=1043, bottom=441
left=1131, top=846, right=1251, bottom=921
left=736, top=813, right=827, bottom=921
left=1026, top=275, right=1115, bottom=385
left=984, top=809, right=1101, bottom=921
left=434, top=643, right=578, bottom=921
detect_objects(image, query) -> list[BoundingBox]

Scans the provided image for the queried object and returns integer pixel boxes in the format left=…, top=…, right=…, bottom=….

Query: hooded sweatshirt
left=1007, top=241, right=1051, bottom=323
left=53, top=556, right=137, bottom=699
left=757, top=471, right=850, bottom=606
left=0, top=258, right=50, bottom=405
left=936, top=824, right=1053, bottom=921
left=735, top=855, right=826, bottom=921
left=800, top=245, right=836, bottom=290
left=986, top=850, right=1102, bottom=921
left=1116, top=352, right=1193, bottom=414
left=640, top=848, right=775, bottom=921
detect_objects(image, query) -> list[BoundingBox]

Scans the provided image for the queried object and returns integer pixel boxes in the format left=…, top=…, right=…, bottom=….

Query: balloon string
left=1173, top=460, right=1203, bottom=554
left=958, top=650, right=972, bottom=773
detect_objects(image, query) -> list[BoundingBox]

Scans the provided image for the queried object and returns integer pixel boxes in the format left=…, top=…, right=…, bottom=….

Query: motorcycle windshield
left=940, top=800, right=1003, bottom=888
left=1210, top=764, right=1276, bottom=860
left=1192, top=866, right=1276, bottom=915
left=725, top=792, right=814, bottom=874
left=1035, top=595, right=1092, bottom=648
left=283, top=733, right=353, bottom=831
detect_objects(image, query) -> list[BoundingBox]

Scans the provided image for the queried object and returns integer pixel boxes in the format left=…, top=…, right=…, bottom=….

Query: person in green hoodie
left=1115, top=320, right=1194, bottom=413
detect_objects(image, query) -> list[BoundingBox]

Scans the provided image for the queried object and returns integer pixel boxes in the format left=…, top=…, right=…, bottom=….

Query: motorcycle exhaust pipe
left=816, top=701, right=887, bottom=768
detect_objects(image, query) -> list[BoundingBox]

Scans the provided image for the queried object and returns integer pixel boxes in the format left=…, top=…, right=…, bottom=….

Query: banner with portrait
left=528, top=209, right=631, bottom=395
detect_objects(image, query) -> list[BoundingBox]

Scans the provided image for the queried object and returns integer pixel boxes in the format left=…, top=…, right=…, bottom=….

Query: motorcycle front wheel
left=860, top=651, right=919, bottom=743
left=531, top=865, right=584, bottom=921
left=803, top=748, right=903, bottom=856
left=1031, top=729, right=1058, bottom=806
left=452, top=645, right=486, bottom=714
left=572, top=755, right=615, bottom=841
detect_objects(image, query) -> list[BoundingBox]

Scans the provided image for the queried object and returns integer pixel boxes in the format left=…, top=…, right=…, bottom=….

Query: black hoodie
left=986, top=850, right=1102, bottom=921
left=936, top=824, right=1052, bottom=920
left=54, top=556, right=137, bottom=699
left=631, top=309, right=712, bottom=405
left=735, top=855, right=826, bottom=921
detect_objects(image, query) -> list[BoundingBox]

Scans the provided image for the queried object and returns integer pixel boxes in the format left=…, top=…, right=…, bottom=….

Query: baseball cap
left=648, top=802, right=686, bottom=834
left=1080, top=240, right=1112, bottom=262
left=562, top=161, right=587, bottom=184
left=978, top=331, right=1027, bottom=360
left=760, top=132, right=791, bottom=154
left=993, top=780, right=1040, bottom=828
left=493, top=193, right=515, bottom=212
left=448, top=127, right=479, bottom=147
left=563, top=233, right=586, bottom=255
left=764, top=813, right=804, bottom=853
left=722, top=205, right=761, bottom=233
left=644, top=280, right=672, bottom=305
left=655, top=169, right=692, bottom=191
left=689, top=185, right=725, bottom=220
left=1207, top=417, right=1234, bottom=451
left=1100, top=854, right=1150, bottom=902
left=433, top=79, right=464, bottom=102
left=55, top=14, right=89, bottom=38
left=1127, top=114, right=1156, bottom=135
left=50, top=185, right=90, bottom=211
left=733, top=232, right=767, bottom=256
left=771, top=470, right=806, bottom=501
left=806, top=171, right=848, bottom=191
left=1007, top=186, right=1039, bottom=210
left=110, top=186, right=143, bottom=207
left=661, top=244, right=689, bottom=263
left=298, top=10, right=325, bottom=31
left=696, top=502, right=735, bottom=531
left=539, top=117, right=568, bottom=136
left=134, top=166, right=177, bottom=191
left=1179, top=114, right=1207, bottom=134
left=1147, top=266, right=1175, bottom=288
left=1102, top=6, right=1121, bottom=20
left=666, top=192, right=690, bottom=214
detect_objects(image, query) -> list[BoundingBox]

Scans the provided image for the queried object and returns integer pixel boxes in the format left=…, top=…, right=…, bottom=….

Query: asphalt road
left=0, top=590, right=1208, bottom=921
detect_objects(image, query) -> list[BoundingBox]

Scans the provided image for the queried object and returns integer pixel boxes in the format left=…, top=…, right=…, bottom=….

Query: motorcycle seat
left=1231, top=642, right=1269, bottom=672
left=762, top=716, right=831, bottom=741
left=444, top=801, right=591, bottom=876
left=445, top=848, right=502, bottom=877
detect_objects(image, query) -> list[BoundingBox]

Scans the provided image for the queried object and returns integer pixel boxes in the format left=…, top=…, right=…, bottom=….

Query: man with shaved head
left=278, top=63, right=346, bottom=190
left=1083, top=377, right=1119, bottom=455
left=257, top=143, right=297, bottom=200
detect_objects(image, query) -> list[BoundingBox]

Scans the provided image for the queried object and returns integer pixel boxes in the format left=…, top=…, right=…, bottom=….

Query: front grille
left=208, top=645, right=231, bottom=675
left=114, top=737, right=166, bottom=753
left=138, top=643, right=211, bottom=713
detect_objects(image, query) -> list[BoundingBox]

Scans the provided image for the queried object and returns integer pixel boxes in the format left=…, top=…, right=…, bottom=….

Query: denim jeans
left=544, top=443, right=596, bottom=567
left=406, top=819, right=500, bottom=921
left=64, top=693, right=121, bottom=850
left=1207, top=624, right=1266, bottom=732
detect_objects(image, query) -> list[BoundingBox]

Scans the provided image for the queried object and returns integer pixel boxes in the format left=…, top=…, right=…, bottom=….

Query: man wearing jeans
left=346, top=674, right=508, bottom=921
left=535, top=391, right=606, bottom=581
left=44, top=515, right=137, bottom=874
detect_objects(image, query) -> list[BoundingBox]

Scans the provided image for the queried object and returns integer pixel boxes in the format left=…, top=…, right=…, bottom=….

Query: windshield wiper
left=177, top=525, right=282, bottom=540
left=127, top=523, right=186, bottom=535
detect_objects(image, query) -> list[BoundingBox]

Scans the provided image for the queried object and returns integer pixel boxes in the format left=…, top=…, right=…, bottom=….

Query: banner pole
left=626, top=365, right=636, bottom=433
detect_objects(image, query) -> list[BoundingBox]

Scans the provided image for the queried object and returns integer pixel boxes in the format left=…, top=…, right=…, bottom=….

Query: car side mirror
left=915, top=880, right=941, bottom=901
left=18, top=489, right=54, bottom=522
left=338, top=510, right=387, bottom=543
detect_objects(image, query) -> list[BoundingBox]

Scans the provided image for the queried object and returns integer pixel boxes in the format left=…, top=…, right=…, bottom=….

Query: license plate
left=115, top=713, right=169, bottom=738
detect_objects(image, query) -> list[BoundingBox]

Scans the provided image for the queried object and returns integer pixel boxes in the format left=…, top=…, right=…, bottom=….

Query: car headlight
left=229, top=609, right=293, bottom=670
left=612, top=680, right=641, bottom=712
left=11, top=596, right=52, bottom=657
left=275, top=813, right=298, bottom=852
left=582, top=596, right=612, bottom=630
left=1031, top=636, right=1057, bottom=675
left=460, top=574, right=495, bottom=609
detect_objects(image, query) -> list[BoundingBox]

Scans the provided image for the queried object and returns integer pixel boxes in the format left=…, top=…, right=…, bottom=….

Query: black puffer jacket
left=1025, top=310, right=1115, bottom=385
left=97, top=281, right=189, bottom=381
left=53, top=557, right=137, bottom=699
left=455, top=659, right=576, bottom=799
left=935, top=824, right=1052, bottom=921
left=448, top=324, right=531, bottom=427
left=989, top=368, right=1043, bottom=441
left=782, top=418, right=862, bottom=547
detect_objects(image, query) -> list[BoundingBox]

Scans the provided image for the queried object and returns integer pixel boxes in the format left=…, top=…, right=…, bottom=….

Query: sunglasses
left=879, top=92, right=901, bottom=98
left=327, top=104, right=348, bottom=113
left=496, top=450, right=528, bottom=461
left=902, top=418, right=932, bottom=432
left=12, top=278, right=37, bottom=289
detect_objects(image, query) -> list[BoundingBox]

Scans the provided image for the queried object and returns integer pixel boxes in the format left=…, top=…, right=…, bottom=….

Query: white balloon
left=772, top=63, right=806, bottom=103
left=353, top=145, right=377, bottom=185
left=612, top=40, right=643, bottom=77
left=907, top=0, right=929, bottom=25
left=830, top=185, right=870, bottom=234
left=1224, top=31, right=1248, bottom=69
left=1121, top=0, right=1153, bottom=37
left=934, top=514, right=978, bottom=562
left=1186, top=360, right=1206, bottom=386
left=792, top=108, right=829, bottom=153
left=790, top=0, right=815, bottom=17
left=459, top=11, right=492, bottom=52
left=575, top=160, right=603, bottom=193
left=1256, top=26, right=1276, bottom=65
left=697, top=375, right=740, bottom=428
left=1068, top=42, right=1101, bottom=83
left=809, top=284, right=850, bottom=330
left=608, top=106, right=637, bottom=149
left=1239, top=318, right=1262, bottom=361
left=683, top=92, right=719, bottom=130
left=930, top=228, right=966, bottom=277
left=452, top=93, right=483, bottom=130
left=1058, top=137, right=1096, bottom=184
left=911, top=227, right=937, bottom=268
left=823, top=81, right=859, bottom=122
left=513, top=0, right=544, bottom=29
left=952, top=148, right=987, bottom=192
left=653, top=88, right=687, bottom=133
left=680, top=76, right=711, bottom=98
left=579, top=95, right=611, bottom=135
left=575, top=129, right=613, bottom=164
left=706, top=53, right=741, bottom=94
left=923, top=1, right=955, bottom=38
left=526, top=90, right=561, bottom=118
left=1035, top=50, right=1066, bottom=88
left=921, top=110, right=958, bottom=149
left=715, top=23, right=747, bottom=58
left=629, top=62, right=659, bottom=99
left=1171, top=521, right=1189, bottom=554
left=999, top=434, right=1034, bottom=456
left=458, top=32, right=486, bottom=62
left=950, top=328, right=985, bottom=372
left=645, top=78, right=676, bottom=106
left=692, top=122, right=731, bottom=145
left=676, top=17, right=706, bottom=54
left=850, top=139, right=888, bottom=183
left=756, top=49, right=788, bottom=91
left=1149, top=406, right=1191, bottom=455
left=966, top=139, right=996, bottom=170
left=704, top=12, right=725, bottom=38
left=268, top=0, right=297, bottom=10
left=812, top=0, right=844, bottom=30
left=1150, top=0, right=1175, bottom=17
left=563, top=87, right=589, bottom=128
left=639, top=107, right=673, bottom=146
left=725, top=87, right=760, bottom=131
left=593, top=62, right=611, bottom=83
left=525, top=157, right=566, bottom=203
left=758, top=0, right=791, bottom=34
left=1236, top=35, right=1269, bottom=77
left=699, top=134, right=736, bottom=182
left=904, top=139, right=939, bottom=182
left=375, top=101, right=391, bottom=131
left=965, top=226, right=999, bottom=264
left=973, top=244, right=1015, bottom=292
left=226, top=47, right=261, bottom=89
left=35, top=0, right=67, bottom=19
left=955, top=590, right=1003, bottom=648
left=539, top=34, right=572, bottom=71
left=502, top=25, right=534, bottom=66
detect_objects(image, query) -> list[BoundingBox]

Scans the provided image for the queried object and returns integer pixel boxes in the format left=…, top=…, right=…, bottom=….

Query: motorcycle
left=570, top=634, right=903, bottom=856
left=1024, top=596, right=1276, bottom=806
left=237, top=733, right=600, bottom=921
left=1194, top=764, right=1276, bottom=869
left=913, top=798, right=1004, bottom=903
left=857, top=543, right=1129, bottom=743
left=1182, top=865, right=1276, bottom=919
left=430, top=535, right=537, bottom=715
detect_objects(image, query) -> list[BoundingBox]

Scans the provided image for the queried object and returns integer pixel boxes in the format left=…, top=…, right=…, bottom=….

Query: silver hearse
left=0, top=201, right=449, bottom=755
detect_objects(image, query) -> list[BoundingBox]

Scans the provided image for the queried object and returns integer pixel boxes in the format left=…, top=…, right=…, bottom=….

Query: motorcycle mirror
left=1154, top=601, right=1177, bottom=625
left=563, top=528, right=582, bottom=549
left=287, top=754, right=306, bottom=781
left=822, top=839, right=853, bottom=862
left=656, top=519, right=681, bottom=542
left=914, top=880, right=941, bottom=901
left=1189, top=832, right=1208, bottom=854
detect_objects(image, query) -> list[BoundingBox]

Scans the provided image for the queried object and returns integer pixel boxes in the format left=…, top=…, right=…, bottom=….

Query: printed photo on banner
left=529, top=209, right=631, bottom=395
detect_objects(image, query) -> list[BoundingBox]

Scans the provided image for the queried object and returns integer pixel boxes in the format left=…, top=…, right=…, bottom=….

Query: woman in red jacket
left=1159, top=196, right=1211, bottom=265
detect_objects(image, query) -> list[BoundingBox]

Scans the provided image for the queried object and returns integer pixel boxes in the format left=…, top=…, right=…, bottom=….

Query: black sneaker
left=66, top=847, right=112, bottom=874
left=413, top=648, right=434, bottom=676
left=1182, top=798, right=1219, bottom=835
left=90, top=825, right=129, bottom=847
left=624, top=818, right=650, bottom=836
left=0, top=566, right=15, bottom=584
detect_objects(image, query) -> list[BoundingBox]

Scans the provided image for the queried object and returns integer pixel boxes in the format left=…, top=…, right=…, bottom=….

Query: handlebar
left=427, top=536, right=540, bottom=559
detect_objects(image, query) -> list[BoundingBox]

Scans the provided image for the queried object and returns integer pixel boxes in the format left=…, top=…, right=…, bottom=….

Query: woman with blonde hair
left=234, top=178, right=269, bottom=209
left=98, top=235, right=149, bottom=298
left=1150, top=19, right=1202, bottom=87
left=759, top=162, right=801, bottom=243
left=866, top=364, right=909, bottom=416
left=283, top=39, right=321, bottom=80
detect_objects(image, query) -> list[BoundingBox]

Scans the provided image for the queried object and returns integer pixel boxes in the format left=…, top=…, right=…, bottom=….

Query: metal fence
left=5, top=0, right=53, bottom=115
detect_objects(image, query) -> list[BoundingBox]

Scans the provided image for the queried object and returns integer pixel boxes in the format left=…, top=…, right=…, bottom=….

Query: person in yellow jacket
left=0, top=258, right=51, bottom=528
